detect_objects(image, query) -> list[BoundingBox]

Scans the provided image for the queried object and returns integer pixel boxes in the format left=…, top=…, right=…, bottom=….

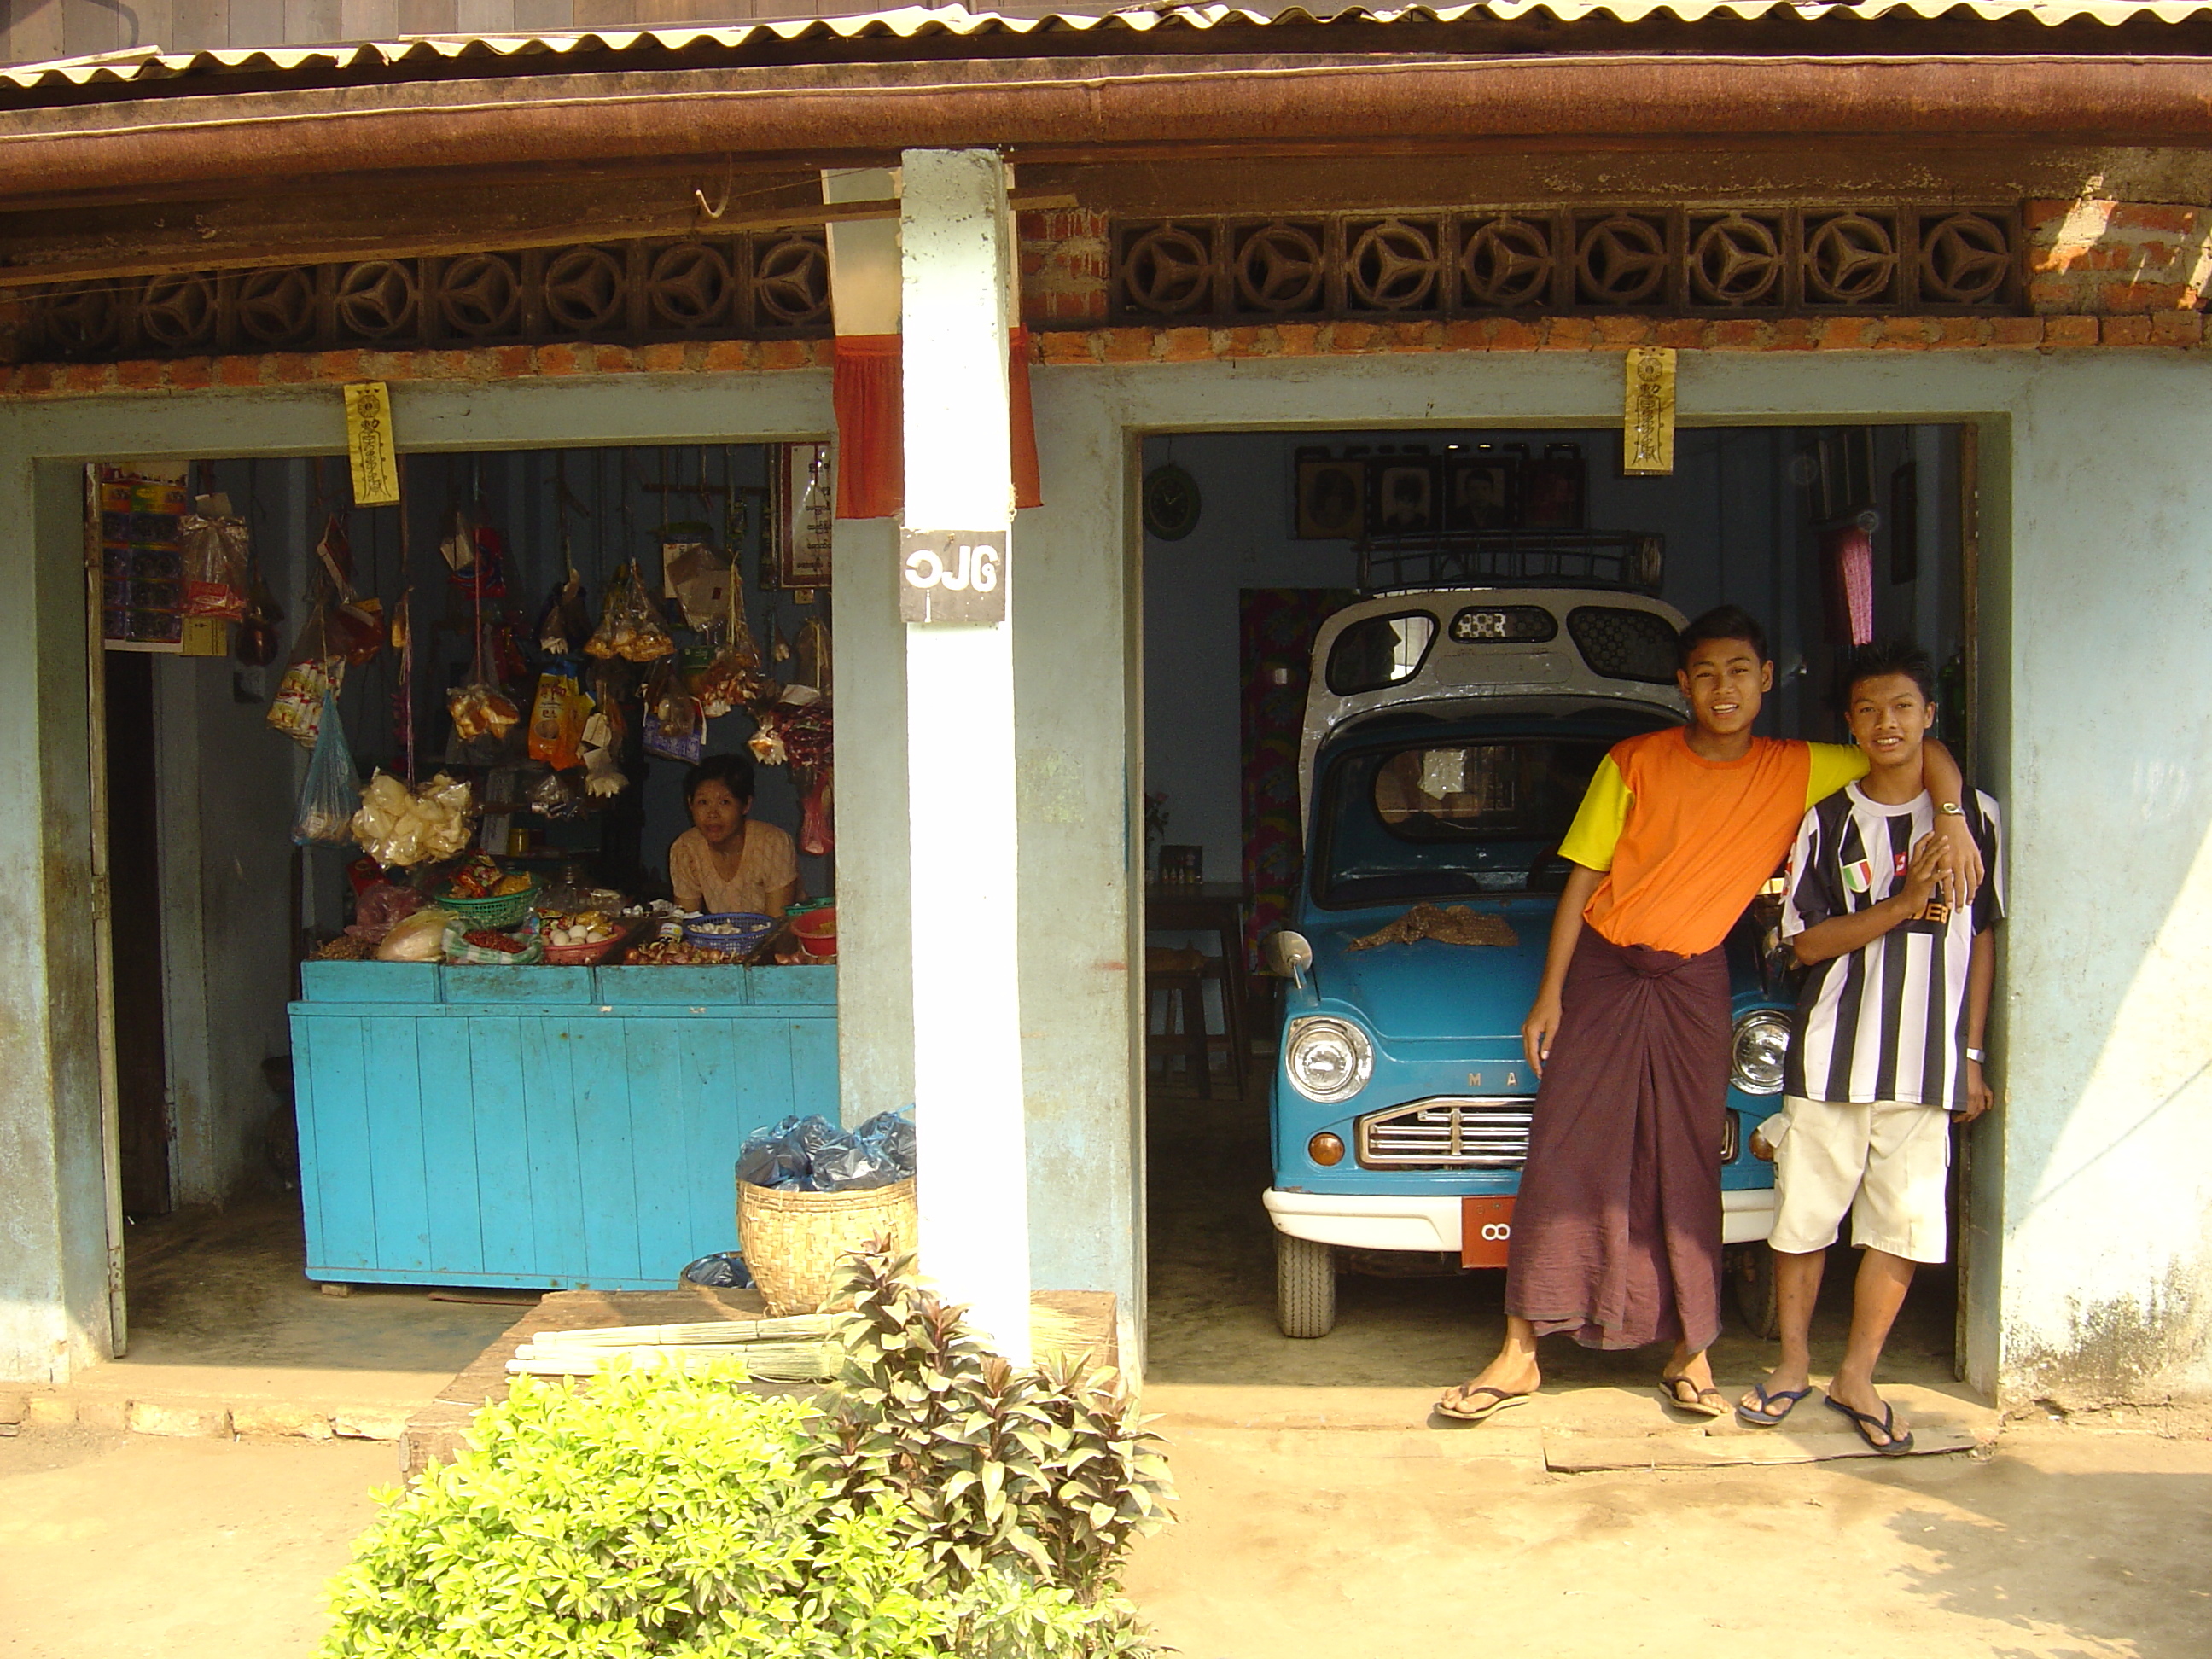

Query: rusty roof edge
left=11, top=1, right=2212, bottom=92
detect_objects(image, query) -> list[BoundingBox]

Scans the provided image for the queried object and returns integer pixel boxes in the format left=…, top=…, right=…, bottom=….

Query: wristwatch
left=1965, top=1046, right=1987, bottom=1064
left=1937, top=801, right=1965, bottom=817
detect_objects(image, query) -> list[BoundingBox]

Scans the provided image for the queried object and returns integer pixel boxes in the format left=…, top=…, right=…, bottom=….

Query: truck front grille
left=1355, top=1097, right=1533, bottom=1169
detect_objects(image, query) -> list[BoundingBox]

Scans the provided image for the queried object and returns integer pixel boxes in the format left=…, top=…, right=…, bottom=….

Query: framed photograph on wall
left=766, top=441, right=833, bottom=591
left=1444, top=445, right=1524, bottom=531
left=1889, top=458, right=1920, bottom=585
left=1366, top=454, right=1441, bottom=537
left=1522, top=442, right=1586, bottom=529
left=1294, top=450, right=1365, bottom=539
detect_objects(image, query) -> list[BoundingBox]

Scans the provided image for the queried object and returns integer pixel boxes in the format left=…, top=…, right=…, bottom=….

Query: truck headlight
left=1730, top=1010, right=1791, bottom=1097
left=1284, top=1016, right=1373, bottom=1103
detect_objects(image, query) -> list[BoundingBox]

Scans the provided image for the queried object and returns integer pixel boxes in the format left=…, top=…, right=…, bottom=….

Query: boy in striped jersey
left=1738, top=639, right=2002, bottom=1453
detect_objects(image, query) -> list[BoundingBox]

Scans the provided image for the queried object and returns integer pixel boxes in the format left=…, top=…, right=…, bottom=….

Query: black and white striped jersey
left=1780, top=784, right=2005, bottom=1108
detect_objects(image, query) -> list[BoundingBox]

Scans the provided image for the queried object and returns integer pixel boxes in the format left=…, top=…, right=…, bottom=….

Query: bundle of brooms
left=506, top=1304, right=1098, bottom=1383
left=508, top=1315, right=841, bottom=1382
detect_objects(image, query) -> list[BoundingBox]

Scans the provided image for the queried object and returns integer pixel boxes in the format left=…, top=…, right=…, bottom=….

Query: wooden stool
left=1144, top=948, right=1245, bottom=1102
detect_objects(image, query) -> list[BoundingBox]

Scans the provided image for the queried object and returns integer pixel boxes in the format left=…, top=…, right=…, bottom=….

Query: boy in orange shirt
left=1437, top=607, right=1981, bottom=1422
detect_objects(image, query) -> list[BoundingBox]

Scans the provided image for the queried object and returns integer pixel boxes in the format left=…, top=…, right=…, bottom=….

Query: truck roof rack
left=1358, top=531, right=1666, bottom=597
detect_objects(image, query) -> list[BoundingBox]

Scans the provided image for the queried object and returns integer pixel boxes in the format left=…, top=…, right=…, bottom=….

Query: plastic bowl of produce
left=682, top=911, right=775, bottom=953
left=790, top=906, right=837, bottom=959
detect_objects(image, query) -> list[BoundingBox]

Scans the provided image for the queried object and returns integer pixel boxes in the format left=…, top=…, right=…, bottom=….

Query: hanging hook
left=694, top=153, right=736, bottom=221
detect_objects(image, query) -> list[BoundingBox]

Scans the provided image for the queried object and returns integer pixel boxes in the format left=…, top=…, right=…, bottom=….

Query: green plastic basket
left=440, top=884, right=538, bottom=928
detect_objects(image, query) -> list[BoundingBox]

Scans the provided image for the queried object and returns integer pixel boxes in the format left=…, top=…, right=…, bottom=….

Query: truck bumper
left=1265, top=1185, right=1776, bottom=1252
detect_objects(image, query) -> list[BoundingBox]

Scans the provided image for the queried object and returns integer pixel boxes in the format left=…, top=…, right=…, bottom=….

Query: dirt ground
left=0, top=1425, right=395, bottom=1659
left=2, top=1073, right=2203, bottom=1659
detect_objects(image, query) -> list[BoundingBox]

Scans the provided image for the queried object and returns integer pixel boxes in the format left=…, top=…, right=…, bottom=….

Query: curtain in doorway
left=1238, top=588, right=1356, bottom=966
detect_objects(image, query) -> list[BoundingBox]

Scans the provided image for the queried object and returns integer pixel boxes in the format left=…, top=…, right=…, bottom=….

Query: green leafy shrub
left=806, top=1246, right=1174, bottom=1606
left=320, top=1365, right=946, bottom=1659
left=318, top=1250, right=1172, bottom=1659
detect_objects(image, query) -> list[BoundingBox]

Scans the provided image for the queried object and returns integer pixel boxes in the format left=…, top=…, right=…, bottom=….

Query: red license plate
left=1460, top=1196, right=1516, bottom=1269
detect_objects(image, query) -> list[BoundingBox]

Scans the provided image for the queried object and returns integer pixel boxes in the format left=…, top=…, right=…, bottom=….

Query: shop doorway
left=1138, top=422, right=1981, bottom=1390
left=88, top=441, right=836, bottom=1366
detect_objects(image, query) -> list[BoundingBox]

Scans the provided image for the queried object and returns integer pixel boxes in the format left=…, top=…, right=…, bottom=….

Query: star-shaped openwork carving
left=647, top=243, right=731, bottom=327
left=1124, top=226, right=1213, bottom=315
left=39, top=282, right=119, bottom=355
left=1575, top=216, right=1668, bottom=306
left=1349, top=220, right=1440, bottom=311
left=1920, top=214, right=2011, bottom=305
left=438, top=254, right=520, bottom=336
left=1690, top=215, right=1783, bottom=306
left=335, top=261, right=416, bottom=339
left=237, top=268, right=315, bottom=346
left=139, top=273, right=218, bottom=350
left=1804, top=214, right=1899, bottom=306
left=1461, top=217, right=1553, bottom=307
left=544, top=247, right=626, bottom=331
left=754, top=237, right=830, bottom=326
left=1234, top=223, right=1324, bottom=312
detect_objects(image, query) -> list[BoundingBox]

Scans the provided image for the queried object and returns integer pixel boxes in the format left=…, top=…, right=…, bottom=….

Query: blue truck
left=1260, top=587, right=1791, bottom=1337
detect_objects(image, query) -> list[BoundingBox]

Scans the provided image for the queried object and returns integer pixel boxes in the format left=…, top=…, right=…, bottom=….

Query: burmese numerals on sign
left=899, top=528, right=1008, bottom=625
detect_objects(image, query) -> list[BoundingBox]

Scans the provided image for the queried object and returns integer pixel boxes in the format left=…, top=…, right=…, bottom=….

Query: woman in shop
left=668, top=753, right=800, bottom=918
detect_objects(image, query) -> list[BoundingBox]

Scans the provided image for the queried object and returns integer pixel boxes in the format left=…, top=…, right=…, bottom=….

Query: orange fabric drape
left=832, top=333, right=903, bottom=521
left=831, top=328, right=1044, bottom=519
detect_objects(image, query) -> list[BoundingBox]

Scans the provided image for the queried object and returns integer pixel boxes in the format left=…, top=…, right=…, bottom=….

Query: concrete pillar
left=823, top=167, right=915, bottom=1128
left=899, top=149, right=1029, bottom=1360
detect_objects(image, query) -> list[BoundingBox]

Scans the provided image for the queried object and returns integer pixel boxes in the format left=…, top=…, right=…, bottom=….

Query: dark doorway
left=104, top=649, right=172, bottom=1220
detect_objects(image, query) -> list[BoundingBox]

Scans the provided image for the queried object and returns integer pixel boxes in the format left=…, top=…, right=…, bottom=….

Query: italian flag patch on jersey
left=1841, top=858, right=1875, bottom=894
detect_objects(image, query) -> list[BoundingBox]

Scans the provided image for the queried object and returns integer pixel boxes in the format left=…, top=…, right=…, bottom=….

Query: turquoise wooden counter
left=289, top=959, right=836, bottom=1290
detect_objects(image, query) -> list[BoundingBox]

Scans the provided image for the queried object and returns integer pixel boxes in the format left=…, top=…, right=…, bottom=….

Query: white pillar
left=900, top=148, right=1029, bottom=1361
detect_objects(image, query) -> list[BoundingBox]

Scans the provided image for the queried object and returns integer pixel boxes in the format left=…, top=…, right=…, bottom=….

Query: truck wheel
left=1276, top=1232, right=1336, bottom=1338
left=1727, top=1244, right=1780, bottom=1341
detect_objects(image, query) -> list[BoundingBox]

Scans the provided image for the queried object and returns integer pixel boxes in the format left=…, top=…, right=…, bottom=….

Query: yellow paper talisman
left=343, top=382, right=401, bottom=506
left=1622, top=347, right=1677, bottom=477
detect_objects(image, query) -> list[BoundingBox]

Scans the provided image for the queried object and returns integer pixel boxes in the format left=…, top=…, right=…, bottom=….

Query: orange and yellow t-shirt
left=1557, top=727, right=1868, bottom=958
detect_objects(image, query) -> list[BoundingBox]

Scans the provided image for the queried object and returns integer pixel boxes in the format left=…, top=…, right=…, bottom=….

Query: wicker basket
left=441, top=884, right=539, bottom=929
left=737, top=1177, right=917, bottom=1317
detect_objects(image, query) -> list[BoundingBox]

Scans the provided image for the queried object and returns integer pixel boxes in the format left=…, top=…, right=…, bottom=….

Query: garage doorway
left=1138, top=422, right=1980, bottom=1393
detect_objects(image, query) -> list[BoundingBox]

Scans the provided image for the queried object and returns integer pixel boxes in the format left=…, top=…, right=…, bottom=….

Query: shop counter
left=289, top=959, right=835, bottom=1290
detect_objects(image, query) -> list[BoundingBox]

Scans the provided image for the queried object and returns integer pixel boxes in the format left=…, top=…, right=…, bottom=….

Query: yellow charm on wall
left=343, top=381, right=401, bottom=506
left=1622, top=347, right=1677, bottom=477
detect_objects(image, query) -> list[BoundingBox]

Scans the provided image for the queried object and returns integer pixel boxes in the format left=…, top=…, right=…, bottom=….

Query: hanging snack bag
left=527, top=671, right=587, bottom=771
left=643, top=660, right=705, bottom=764
left=180, top=495, right=250, bottom=620
left=268, top=606, right=346, bottom=749
left=293, top=690, right=359, bottom=847
left=585, top=563, right=678, bottom=663
left=352, top=771, right=476, bottom=868
left=536, top=573, right=591, bottom=656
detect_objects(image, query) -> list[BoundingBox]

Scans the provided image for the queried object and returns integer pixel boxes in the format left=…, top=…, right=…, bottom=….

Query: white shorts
left=1765, top=1095, right=1953, bottom=1265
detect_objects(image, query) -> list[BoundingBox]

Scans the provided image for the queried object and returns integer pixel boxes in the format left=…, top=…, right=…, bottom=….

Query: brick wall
left=1019, top=208, right=1110, bottom=328
left=2026, top=199, right=2212, bottom=315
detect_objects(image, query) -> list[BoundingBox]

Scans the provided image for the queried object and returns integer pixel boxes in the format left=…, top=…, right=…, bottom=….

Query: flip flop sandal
left=1825, top=1394, right=1916, bottom=1456
left=1736, top=1381, right=1813, bottom=1429
left=1435, top=1385, right=1534, bottom=1424
left=1657, top=1376, right=1728, bottom=1418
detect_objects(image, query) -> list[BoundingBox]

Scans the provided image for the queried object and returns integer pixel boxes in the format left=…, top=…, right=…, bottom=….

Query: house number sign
left=899, top=527, right=1008, bottom=625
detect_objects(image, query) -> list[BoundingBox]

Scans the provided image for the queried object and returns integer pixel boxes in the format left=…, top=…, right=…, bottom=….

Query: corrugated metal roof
left=9, top=1, right=2211, bottom=90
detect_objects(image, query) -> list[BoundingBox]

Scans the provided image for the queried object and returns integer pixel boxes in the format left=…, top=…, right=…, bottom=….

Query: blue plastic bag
left=292, top=689, right=358, bottom=847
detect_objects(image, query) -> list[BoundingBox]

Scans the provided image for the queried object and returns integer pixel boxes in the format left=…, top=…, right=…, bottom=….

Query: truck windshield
left=1313, top=720, right=1667, bottom=907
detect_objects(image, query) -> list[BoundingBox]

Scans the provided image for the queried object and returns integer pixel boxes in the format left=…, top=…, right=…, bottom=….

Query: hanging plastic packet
left=536, top=573, right=591, bottom=656
left=527, top=670, right=588, bottom=771
left=528, top=765, right=586, bottom=819
left=581, top=711, right=629, bottom=797
left=293, top=689, right=359, bottom=847
left=661, top=530, right=731, bottom=632
left=236, top=570, right=283, bottom=667
left=642, top=660, right=705, bottom=763
left=311, top=516, right=385, bottom=666
left=180, top=494, right=250, bottom=620
left=585, top=562, right=678, bottom=663
left=268, top=606, right=345, bottom=749
left=352, top=771, right=476, bottom=868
